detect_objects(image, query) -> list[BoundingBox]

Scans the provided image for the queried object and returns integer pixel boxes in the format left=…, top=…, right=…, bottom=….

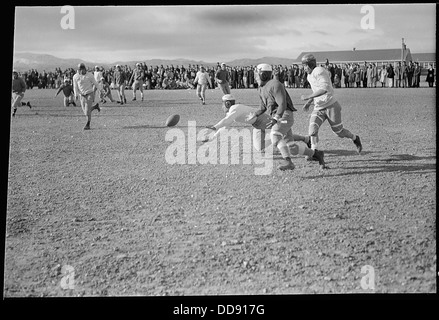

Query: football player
left=129, top=63, right=145, bottom=101
left=300, top=53, right=362, bottom=154
left=72, top=63, right=101, bottom=130
left=55, top=78, right=76, bottom=107
left=11, top=70, right=32, bottom=117
left=204, top=94, right=324, bottom=169
left=250, top=64, right=326, bottom=170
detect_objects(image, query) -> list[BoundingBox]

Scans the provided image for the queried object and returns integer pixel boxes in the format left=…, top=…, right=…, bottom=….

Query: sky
left=13, top=4, right=436, bottom=64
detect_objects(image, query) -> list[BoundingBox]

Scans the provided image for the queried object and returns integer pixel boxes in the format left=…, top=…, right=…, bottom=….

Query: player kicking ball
left=203, top=94, right=325, bottom=169
left=300, top=54, right=362, bottom=155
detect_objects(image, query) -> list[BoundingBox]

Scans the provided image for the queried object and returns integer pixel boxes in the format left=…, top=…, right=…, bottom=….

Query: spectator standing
left=379, top=64, right=387, bottom=87
left=407, top=61, right=414, bottom=87
left=386, top=63, right=394, bottom=88
left=426, top=64, right=435, bottom=87
left=413, top=62, right=421, bottom=87
left=394, top=61, right=402, bottom=88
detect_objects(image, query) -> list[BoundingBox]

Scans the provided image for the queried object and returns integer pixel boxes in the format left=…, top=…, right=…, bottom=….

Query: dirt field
left=4, top=84, right=436, bottom=297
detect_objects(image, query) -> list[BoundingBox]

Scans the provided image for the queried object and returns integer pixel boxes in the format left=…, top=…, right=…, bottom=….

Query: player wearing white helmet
left=203, top=94, right=323, bottom=168
left=129, top=63, right=145, bottom=101
left=300, top=53, right=362, bottom=154
left=252, top=63, right=326, bottom=170
left=72, top=63, right=101, bottom=130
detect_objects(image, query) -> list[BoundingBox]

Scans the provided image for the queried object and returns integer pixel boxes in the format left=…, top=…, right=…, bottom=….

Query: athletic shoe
left=83, top=125, right=90, bottom=130
left=72, top=102, right=77, bottom=107
left=124, top=97, right=127, bottom=104
left=27, top=101, right=32, bottom=109
left=306, top=136, right=312, bottom=149
left=132, top=97, right=136, bottom=101
left=12, top=108, right=17, bottom=117
left=202, top=101, right=206, bottom=105
left=278, top=158, right=295, bottom=171
left=312, top=149, right=326, bottom=168
left=93, top=103, right=100, bottom=112
left=116, top=101, right=121, bottom=104
left=353, top=136, right=362, bottom=154
left=141, top=97, right=144, bottom=101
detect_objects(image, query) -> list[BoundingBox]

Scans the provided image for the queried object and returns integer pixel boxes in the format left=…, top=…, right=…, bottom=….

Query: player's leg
left=271, top=110, right=296, bottom=170
left=79, top=95, right=91, bottom=129
left=201, top=84, right=207, bottom=104
left=252, top=128, right=272, bottom=152
left=308, top=109, right=326, bottom=150
left=69, top=93, right=76, bottom=106
left=11, top=93, right=24, bottom=116
left=327, top=101, right=362, bottom=154
left=132, top=82, right=137, bottom=101
left=64, top=96, right=69, bottom=107
left=196, top=84, right=203, bottom=103
left=139, top=81, right=144, bottom=101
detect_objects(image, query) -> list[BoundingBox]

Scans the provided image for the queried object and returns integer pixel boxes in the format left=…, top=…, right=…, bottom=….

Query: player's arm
left=55, top=85, right=63, bottom=96
left=254, top=96, right=267, bottom=117
left=207, top=107, right=237, bottom=132
left=272, top=84, right=287, bottom=120
left=72, top=77, right=79, bottom=99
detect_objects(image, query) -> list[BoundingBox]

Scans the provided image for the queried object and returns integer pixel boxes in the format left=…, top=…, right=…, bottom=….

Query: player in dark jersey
left=252, top=64, right=325, bottom=170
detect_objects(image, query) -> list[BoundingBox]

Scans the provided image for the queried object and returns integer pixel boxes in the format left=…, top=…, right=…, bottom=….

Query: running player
left=129, top=63, right=145, bottom=101
left=113, top=65, right=127, bottom=105
left=72, top=63, right=101, bottom=130
left=215, top=63, right=231, bottom=95
left=55, top=78, right=76, bottom=107
left=300, top=53, right=362, bottom=154
left=194, top=66, right=212, bottom=105
left=99, top=77, right=115, bottom=103
left=203, top=94, right=324, bottom=168
left=11, top=70, right=32, bottom=117
left=251, top=63, right=326, bottom=170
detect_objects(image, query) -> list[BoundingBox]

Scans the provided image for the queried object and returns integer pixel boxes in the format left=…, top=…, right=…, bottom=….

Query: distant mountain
left=12, top=52, right=301, bottom=72
left=13, top=52, right=94, bottom=72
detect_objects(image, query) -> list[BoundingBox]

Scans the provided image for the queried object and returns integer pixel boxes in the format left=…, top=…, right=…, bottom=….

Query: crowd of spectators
left=17, top=60, right=434, bottom=91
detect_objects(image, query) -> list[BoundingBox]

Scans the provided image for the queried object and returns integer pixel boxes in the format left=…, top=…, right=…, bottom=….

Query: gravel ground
left=4, top=85, right=436, bottom=297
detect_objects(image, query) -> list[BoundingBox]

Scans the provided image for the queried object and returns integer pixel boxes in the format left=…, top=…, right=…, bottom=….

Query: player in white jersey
left=203, top=94, right=324, bottom=168
left=194, top=66, right=212, bottom=105
left=300, top=54, right=362, bottom=154
left=93, top=66, right=103, bottom=102
left=73, top=63, right=101, bottom=130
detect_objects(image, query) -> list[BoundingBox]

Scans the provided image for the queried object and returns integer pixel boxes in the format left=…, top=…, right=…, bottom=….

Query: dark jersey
left=257, top=79, right=296, bottom=118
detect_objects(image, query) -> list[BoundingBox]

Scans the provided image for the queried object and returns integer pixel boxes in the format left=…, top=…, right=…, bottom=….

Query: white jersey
left=210, top=104, right=258, bottom=140
left=307, top=66, right=336, bottom=110
left=194, top=71, right=211, bottom=86
left=73, top=72, right=99, bottom=96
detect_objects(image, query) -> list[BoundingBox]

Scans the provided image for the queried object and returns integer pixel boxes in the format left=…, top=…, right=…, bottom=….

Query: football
left=165, top=114, right=180, bottom=127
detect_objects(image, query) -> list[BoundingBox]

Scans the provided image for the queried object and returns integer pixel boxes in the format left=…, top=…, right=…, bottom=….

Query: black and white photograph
left=5, top=3, right=436, bottom=302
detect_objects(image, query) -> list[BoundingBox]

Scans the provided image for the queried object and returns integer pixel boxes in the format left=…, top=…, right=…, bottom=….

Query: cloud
left=12, top=4, right=436, bottom=63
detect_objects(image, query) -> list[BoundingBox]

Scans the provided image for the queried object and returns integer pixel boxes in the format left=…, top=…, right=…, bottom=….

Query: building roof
left=411, top=52, right=436, bottom=62
left=294, top=48, right=414, bottom=64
